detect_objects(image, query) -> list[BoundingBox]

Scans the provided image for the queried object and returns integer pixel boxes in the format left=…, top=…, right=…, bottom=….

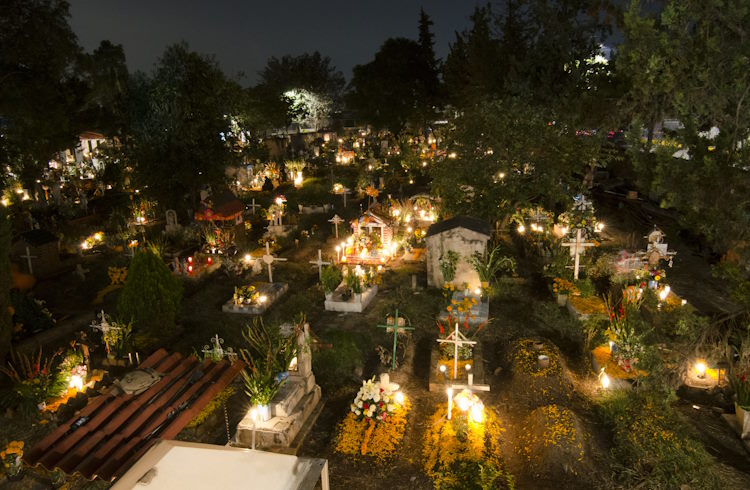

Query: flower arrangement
left=336, top=392, right=410, bottom=462
left=349, top=377, right=401, bottom=422
left=605, top=297, right=645, bottom=373
left=365, top=186, right=379, bottom=198
left=1, top=440, right=24, bottom=478
left=568, top=295, right=608, bottom=315
left=553, top=278, right=578, bottom=296
left=0, top=348, right=67, bottom=413
left=439, top=250, right=460, bottom=283
left=233, top=285, right=260, bottom=305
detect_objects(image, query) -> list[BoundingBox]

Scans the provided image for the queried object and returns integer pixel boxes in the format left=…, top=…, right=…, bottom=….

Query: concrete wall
left=425, top=227, right=488, bottom=289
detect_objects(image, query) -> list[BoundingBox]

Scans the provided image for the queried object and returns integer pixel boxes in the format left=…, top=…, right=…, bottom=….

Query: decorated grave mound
left=422, top=402, right=513, bottom=490
left=518, top=404, right=585, bottom=479
left=510, top=339, right=572, bottom=406
left=335, top=375, right=410, bottom=463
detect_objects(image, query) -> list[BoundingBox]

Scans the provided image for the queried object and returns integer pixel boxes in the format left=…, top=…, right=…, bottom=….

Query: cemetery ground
left=4, top=191, right=750, bottom=489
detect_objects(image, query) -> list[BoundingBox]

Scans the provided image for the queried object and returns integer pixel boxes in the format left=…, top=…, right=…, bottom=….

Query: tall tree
left=0, top=0, right=83, bottom=188
left=431, top=98, right=601, bottom=222
left=256, top=52, right=344, bottom=128
left=622, top=0, right=750, bottom=263
left=125, top=43, right=236, bottom=211
left=77, top=40, right=130, bottom=136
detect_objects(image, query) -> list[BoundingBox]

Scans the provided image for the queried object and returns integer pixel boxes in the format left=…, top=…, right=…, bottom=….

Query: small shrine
left=342, top=210, right=394, bottom=265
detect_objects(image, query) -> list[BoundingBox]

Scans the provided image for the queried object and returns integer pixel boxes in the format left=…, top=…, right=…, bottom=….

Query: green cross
left=376, top=309, right=414, bottom=370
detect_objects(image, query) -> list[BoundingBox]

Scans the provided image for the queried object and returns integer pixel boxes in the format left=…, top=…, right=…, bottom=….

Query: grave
left=236, top=323, right=323, bottom=450
left=429, top=322, right=488, bottom=392
left=266, top=197, right=295, bottom=238
left=425, top=216, right=490, bottom=289
left=165, top=209, right=181, bottom=235
left=324, top=282, right=378, bottom=313
left=222, top=282, right=288, bottom=315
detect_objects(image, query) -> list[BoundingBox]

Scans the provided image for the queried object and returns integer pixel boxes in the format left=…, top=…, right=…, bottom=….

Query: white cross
left=20, top=246, right=37, bottom=275
left=248, top=198, right=261, bottom=215
left=328, top=214, right=344, bottom=238
left=261, top=241, right=287, bottom=283
left=437, top=323, right=477, bottom=380
left=309, top=249, right=331, bottom=280
left=561, top=228, right=595, bottom=280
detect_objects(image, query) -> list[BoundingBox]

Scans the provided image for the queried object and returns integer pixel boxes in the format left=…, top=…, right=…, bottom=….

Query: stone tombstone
left=425, top=216, right=491, bottom=289
left=165, top=209, right=181, bottom=234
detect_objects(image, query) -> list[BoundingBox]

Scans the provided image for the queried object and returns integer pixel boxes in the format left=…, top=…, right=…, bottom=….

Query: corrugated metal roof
left=25, top=349, right=244, bottom=481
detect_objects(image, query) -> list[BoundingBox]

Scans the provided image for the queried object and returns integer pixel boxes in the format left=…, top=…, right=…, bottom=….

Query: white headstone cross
left=21, top=246, right=37, bottom=275
left=309, top=249, right=331, bottom=280
left=248, top=198, right=261, bottom=215
left=561, top=228, right=596, bottom=280
left=262, top=241, right=287, bottom=283
left=328, top=214, right=344, bottom=239
left=437, top=323, right=477, bottom=380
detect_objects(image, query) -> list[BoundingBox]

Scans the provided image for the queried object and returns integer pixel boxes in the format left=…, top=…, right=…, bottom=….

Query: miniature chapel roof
left=425, top=215, right=490, bottom=238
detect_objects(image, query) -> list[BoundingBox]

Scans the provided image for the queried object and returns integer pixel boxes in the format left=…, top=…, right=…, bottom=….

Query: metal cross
left=560, top=228, right=595, bottom=280
left=309, top=249, right=331, bottom=280
left=261, top=241, right=287, bottom=283
left=376, top=309, right=414, bottom=370
left=437, top=323, right=477, bottom=380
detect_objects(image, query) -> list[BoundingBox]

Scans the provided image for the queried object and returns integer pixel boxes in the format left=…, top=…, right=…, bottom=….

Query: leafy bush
left=439, top=250, right=460, bottom=283
left=312, top=331, right=363, bottom=390
left=240, top=318, right=297, bottom=406
left=10, top=290, right=55, bottom=340
left=599, top=390, right=723, bottom=489
left=321, top=265, right=342, bottom=294
left=116, top=247, right=183, bottom=345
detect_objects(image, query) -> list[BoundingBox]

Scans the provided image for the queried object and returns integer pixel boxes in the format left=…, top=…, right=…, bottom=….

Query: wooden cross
left=376, top=309, right=414, bottom=370
left=560, top=228, right=595, bottom=280
left=437, top=323, right=477, bottom=380
left=248, top=198, right=261, bottom=215
left=20, top=246, right=37, bottom=275
left=261, top=241, right=287, bottom=283
left=328, top=214, right=344, bottom=239
left=309, top=249, right=331, bottom=280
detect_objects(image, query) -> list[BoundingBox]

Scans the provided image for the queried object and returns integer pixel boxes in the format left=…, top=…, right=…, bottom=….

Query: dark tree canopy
left=0, top=0, right=82, bottom=188
left=125, top=43, right=237, bottom=211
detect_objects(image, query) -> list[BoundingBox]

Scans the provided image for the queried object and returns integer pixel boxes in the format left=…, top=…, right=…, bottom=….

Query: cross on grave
left=90, top=310, right=120, bottom=355
left=262, top=241, right=287, bottom=283
left=309, top=249, right=331, bottom=280
left=446, top=373, right=490, bottom=420
left=437, top=323, right=477, bottom=380
left=20, top=246, right=37, bottom=275
left=328, top=214, right=344, bottom=239
left=334, top=187, right=351, bottom=207
left=561, top=228, right=596, bottom=280
left=202, top=333, right=237, bottom=362
left=248, top=198, right=261, bottom=215
left=572, top=194, right=593, bottom=212
left=376, top=309, right=414, bottom=370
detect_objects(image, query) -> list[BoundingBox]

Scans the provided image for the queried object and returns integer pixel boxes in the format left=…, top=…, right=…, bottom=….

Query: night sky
left=68, top=0, right=479, bottom=84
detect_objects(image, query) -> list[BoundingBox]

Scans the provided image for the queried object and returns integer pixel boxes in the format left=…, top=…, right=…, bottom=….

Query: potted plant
left=552, top=278, right=578, bottom=306
left=240, top=319, right=296, bottom=421
left=321, top=265, right=342, bottom=301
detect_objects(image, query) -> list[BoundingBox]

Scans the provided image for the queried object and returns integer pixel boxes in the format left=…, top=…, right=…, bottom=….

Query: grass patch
left=312, top=330, right=366, bottom=392
left=598, top=390, right=725, bottom=489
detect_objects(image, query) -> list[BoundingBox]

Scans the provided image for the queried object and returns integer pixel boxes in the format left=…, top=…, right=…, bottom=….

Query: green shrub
left=312, top=331, right=363, bottom=390
left=599, top=390, right=723, bottom=489
left=321, top=265, right=342, bottom=294
left=116, top=247, right=182, bottom=345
